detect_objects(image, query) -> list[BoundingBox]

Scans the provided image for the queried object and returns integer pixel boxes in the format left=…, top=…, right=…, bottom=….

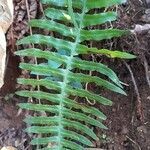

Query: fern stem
left=57, top=0, right=87, bottom=149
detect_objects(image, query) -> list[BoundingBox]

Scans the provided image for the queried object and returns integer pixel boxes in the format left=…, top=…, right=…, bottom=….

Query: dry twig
left=124, top=61, right=144, bottom=122
left=25, top=0, right=40, bottom=102
left=143, top=56, right=150, bottom=88
left=126, top=135, right=141, bottom=150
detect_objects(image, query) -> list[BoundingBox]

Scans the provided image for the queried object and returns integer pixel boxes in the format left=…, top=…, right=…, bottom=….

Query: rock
left=146, top=0, right=150, bottom=7
left=0, top=0, right=13, bottom=88
left=1, top=146, right=17, bottom=150
left=141, top=9, right=150, bottom=23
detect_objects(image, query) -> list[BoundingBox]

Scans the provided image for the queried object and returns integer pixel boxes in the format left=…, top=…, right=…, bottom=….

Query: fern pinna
left=15, top=0, right=135, bottom=149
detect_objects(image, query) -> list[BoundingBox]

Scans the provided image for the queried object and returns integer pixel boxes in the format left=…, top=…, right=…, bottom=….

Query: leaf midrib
left=57, top=0, right=87, bottom=149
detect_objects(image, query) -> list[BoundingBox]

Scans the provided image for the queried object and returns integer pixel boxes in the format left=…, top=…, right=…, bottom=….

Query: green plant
left=15, top=0, right=135, bottom=149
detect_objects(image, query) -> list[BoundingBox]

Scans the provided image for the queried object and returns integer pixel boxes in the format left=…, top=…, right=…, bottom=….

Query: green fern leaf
left=15, top=0, right=135, bottom=149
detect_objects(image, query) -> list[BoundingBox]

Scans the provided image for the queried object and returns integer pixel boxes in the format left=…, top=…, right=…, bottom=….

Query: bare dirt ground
left=0, top=0, right=149, bottom=149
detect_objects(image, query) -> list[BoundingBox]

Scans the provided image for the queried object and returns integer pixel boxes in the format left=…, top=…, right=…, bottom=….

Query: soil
left=0, top=0, right=149, bottom=150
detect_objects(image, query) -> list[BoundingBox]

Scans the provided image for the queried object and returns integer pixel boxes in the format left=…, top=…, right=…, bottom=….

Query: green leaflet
left=41, top=0, right=126, bottom=10
left=80, top=29, right=129, bottom=42
left=98, top=49, right=136, bottom=59
left=17, top=78, right=112, bottom=106
left=29, top=19, right=75, bottom=38
left=29, top=19, right=128, bottom=42
left=17, top=34, right=135, bottom=59
left=15, top=0, right=135, bottom=149
left=37, top=8, right=117, bottom=27
left=26, top=126, right=93, bottom=146
left=32, top=137, right=86, bottom=150
left=17, top=34, right=74, bottom=53
left=19, top=103, right=107, bottom=129
left=15, top=48, right=122, bottom=86
left=15, top=48, right=68, bottom=64
left=24, top=116, right=98, bottom=140
left=17, top=90, right=107, bottom=120
left=18, top=63, right=125, bottom=94
left=31, top=136, right=59, bottom=145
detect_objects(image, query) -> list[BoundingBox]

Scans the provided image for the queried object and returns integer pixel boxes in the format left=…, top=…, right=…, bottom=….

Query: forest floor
left=0, top=0, right=150, bottom=150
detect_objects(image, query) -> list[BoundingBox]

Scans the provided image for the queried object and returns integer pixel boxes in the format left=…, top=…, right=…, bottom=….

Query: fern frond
left=15, top=0, right=135, bottom=149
